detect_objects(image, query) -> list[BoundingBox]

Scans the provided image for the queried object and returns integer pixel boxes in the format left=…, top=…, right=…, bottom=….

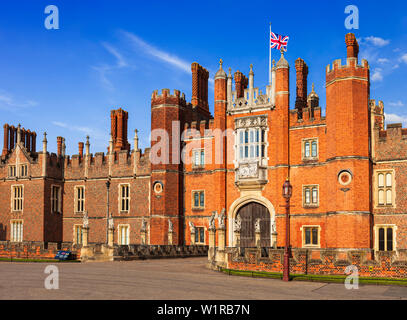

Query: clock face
left=338, top=170, right=352, bottom=186
left=153, top=181, right=163, bottom=194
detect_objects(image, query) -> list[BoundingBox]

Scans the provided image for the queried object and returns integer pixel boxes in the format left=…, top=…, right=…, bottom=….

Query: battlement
left=289, top=107, right=325, bottom=126
left=183, top=119, right=215, bottom=140
left=151, top=89, right=187, bottom=107
left=375, top=123, right=407, bottom=161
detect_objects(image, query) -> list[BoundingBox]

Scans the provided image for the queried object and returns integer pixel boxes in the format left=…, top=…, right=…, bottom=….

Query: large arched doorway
left=236, top=202, right=270, bottom=247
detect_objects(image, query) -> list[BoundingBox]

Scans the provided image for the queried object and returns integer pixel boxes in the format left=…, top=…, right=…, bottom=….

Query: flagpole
left=269, top=22, right=272, bottom=85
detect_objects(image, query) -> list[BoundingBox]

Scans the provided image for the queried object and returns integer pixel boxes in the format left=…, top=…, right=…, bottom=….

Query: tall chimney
left=345, top=33, right=359, bottom=60
left=57, top=136, right=63, bottom=157
left=295, top=58, right=309, bottom=116
left=2, top=124, right=9, bottom=156
left=78, top=142, right=84, bottom=158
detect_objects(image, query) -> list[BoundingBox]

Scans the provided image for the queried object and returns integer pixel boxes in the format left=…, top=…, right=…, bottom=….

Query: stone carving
left=209, top=211, right=216, bottom=230
left=168, top=220, right=173, bottom=233
left=255, top=218, right=261, bottom=233
left=217, top=208, right=226, bottom=229
left=140, top=218, right=147, bottom=232
left=235, top=115, right=267, bottom=130
left=189, top=221, right=195, bottom=234
left=238, top=162, right=258, bottom=179
left=108, top=214, right=114, bottom=230
left=83, top=211, right=89, bottom=228
left=234, top=215, right=242, bottom=232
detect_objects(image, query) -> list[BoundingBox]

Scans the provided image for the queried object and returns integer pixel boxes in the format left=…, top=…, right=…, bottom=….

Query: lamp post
left=106, top=180, right=111, bottom=244
left=282, top=177, right=292, bottom=282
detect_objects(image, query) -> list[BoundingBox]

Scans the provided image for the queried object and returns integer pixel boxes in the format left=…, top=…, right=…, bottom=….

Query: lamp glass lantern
left=282, top=179, right=292, bottom=199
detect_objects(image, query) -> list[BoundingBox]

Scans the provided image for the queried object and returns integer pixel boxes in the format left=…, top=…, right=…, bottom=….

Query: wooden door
left=236, top=202, right=270, bottom=247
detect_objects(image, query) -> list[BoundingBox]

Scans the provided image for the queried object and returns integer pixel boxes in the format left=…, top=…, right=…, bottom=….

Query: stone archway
left=228, top=195, right=276, bottom=247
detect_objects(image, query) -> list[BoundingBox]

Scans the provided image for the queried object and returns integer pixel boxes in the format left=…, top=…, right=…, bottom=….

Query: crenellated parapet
left=289, top=107, right=325, bottom=126
left=151, top=89, right=187, bottom=108
left=326, top=57, right=369, bottom=85
left=375, top=123, right=407, bottom=161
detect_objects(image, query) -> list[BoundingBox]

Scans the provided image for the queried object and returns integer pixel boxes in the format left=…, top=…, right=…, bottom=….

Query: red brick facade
left=0, top=33, right=406, bottom=259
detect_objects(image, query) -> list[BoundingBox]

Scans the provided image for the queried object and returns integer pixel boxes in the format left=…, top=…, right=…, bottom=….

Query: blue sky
left=0, top=0, right=407, bottom=155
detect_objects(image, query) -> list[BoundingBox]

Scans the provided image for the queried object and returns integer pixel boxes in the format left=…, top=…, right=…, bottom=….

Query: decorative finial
left=272, top=59, right=275, bottom=67
left=219, top=59, right=223, bottom=68
left=312, top=83, right=315, bottom=92
left=86, top=135, right=90, bottom=141
left=228, top=67, right=231, bottom=76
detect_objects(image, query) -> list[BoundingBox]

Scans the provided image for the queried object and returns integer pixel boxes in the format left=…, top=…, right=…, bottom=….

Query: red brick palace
left=1, top=33, right=406, bottom=255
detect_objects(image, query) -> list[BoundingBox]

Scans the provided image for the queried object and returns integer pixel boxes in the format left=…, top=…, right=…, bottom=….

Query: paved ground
left=0, top=257, right=406, bottom=300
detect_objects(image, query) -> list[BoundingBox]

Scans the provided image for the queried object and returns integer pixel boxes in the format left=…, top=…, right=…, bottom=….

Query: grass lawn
left=219, top=267, right=407, bottom=286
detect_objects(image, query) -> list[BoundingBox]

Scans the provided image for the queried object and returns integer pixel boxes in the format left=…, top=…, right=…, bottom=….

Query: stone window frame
left=374, top=169, right=395, bottom=208
left=11, top=184, right=24, bottom=212
left=373, top=224, right=397, bottom=252
left=8, top=165, right=16, bottom=178
left=192, top=148, right=205, bottom=168
left=300, top=225, right=321, bottom=248
left=194, top=226, right=206, bottom=245
left=301, top=137, right=319, bottom=161
left=10, top=219, right=23, bottom=242
left=118, top=183, right=130, bottom=213
left=302, top=184, right=319, bottom=208
left=191, top=190, right=205, bottom=210
left=51, top=184, right=62, bottom=214
left=233, top=115, right=269, bottom=167
left=74, top=185, right=86, bottom=214
left=19, top=164, right=28, bottom=177
left=118, top=224, right=130, bottom=245
left=73, top=224, right=83, bottom=244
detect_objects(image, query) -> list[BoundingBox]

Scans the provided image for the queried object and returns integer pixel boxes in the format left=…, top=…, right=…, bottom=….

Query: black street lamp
left=106, top=180, right=111, bottom=244
left=282, top=177, right=292, bottom=281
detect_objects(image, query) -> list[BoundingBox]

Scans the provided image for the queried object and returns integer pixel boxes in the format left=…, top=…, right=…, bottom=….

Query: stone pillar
left=255, top=231, right=261, bottom=248
left=141, top=230, right=146, bottom=245
left=108, top=227, right=114, bottom=247
left=218, top=228, right=225, bottom=251
left=168, top=231, right=173, bottom=245
left=82, top=227, right=89, bottom=247
left=234, top=231, right=241, bottom=248
left=208, top=227, right=216, bottom=261
left=272, top=232, right=278, bottom=249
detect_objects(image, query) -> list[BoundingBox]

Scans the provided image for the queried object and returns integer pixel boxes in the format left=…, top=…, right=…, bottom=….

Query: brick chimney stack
left=345, top=33, right=359, bottom=60
left=110, top=108, right=130, bottom=153
left=191, top=62, right=209, bottom=110
left=234, top=71, right=248, bottom=99
left=295, top=58, right=309, bottom=116
left=57, top=136, right=63, bottom=157
left=2, top=124, right=9, bottom=157
left=78, top=142, right=84, bottom=158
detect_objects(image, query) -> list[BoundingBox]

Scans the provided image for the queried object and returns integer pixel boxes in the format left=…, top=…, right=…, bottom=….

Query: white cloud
left=102, top=42, right=128, bottom=68
left=385, top=113, right=407, bottom=126
left=388, top=101, right=404, bottom=107
left=0, top=91, right=38, bottom=110
left=377, top=58, right=390, bottom=64
left=362, top=36, right=390, bottom=47
left=400, top=54, right=407, bottom=64
left=121, top=30, right=191, bottom=74
left=371, top=68, right=383, bottom=82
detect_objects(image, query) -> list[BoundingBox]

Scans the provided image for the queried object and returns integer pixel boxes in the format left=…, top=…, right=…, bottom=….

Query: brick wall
left=225, top=247, right=407, bottom=279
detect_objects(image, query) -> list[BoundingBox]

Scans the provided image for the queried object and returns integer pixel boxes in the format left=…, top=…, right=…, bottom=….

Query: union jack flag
left=270, top=31, right=289, bottom=51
